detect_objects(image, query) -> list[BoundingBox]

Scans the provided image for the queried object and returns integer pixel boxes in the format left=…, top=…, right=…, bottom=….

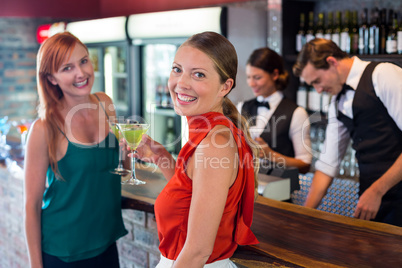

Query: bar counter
left=122, top=164, right=402, bottom=267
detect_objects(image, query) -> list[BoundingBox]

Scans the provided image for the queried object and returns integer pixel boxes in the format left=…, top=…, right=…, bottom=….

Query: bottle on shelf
left=306, top=11, right=315, bottom=43
left=307, top=86, right=321, bottom=112
left=296, top=13, right=306, bottom=53
left=321, top=92, right=331, bottom=115
left=315, top=12, right=325, bottom=39
left=398, top=17, right=402, bottom=54
left=164, top=117, right=176, bottom=154
left=324, top=11, right=333, bottom=40
left=340, top=10, right=351, bottom=53
left=332, top=11, right=342, bottom=47
left=350, top=10, right=359, bottom=54
left=161, top=77, right=170, bottom=107
left=369, top=8, right=380, bottom=55
left=379, top=8, right=388, bottom=54
left=118, top=58, right=126, bottom=73
left=296, top=82, right=308, bottom=109
left=358, top=8, right=369, bottom=55
left=386, top=10, right=398, bottom=54
left=155, top=77, right=163, bottom=107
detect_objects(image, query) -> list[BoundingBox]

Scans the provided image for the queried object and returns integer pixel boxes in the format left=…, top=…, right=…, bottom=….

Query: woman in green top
left=24, top=32, right=127, bottom=267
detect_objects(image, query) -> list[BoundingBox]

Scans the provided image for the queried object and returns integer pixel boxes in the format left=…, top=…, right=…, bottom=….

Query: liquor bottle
left=155, top=77, right=163, bottom=106
left=321, top=92, right=331, bottom=115
left=161, top=77, right=170, bottom=107
left=398, top=18, right=402, bottom=54
left=306, top=11, right=315, bottom=42
left=324, top=11, right=333, bottom=40
left=340, top=10, right=351, bottom=53
left=358, top=8, right=369, bottom=55
left=315, top=12, right=325, bottom=39
left=386, top=11, right=398, bottom=54
left=332, top=11, right=342, bottom=47
left=369, top=8, right=380, bottom=55
left=349, top=10, right=359, bottom=54
left=307, top=86, right=321, bottom=112
left=297, top=82, right=308, bottom=109
left=296, top=13, right=306, bottom=52
left=379, top=9, right=388, bottom=54
left=164, top=118, right=176, bottom=154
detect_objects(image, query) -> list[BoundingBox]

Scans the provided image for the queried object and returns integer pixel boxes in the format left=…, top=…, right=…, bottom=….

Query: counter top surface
left=121, top=163, right=166, bottom=205
left=121, top=165, right=402, bottom=267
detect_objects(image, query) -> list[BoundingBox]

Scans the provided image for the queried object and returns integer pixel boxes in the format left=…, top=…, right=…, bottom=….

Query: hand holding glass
left=117, top=120, right=150, bottom=185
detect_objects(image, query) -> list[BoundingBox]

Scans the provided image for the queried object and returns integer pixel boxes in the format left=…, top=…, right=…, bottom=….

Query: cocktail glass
left=108, top=117, right=130, bottom=176
left=117, top=120, right=150, bottom=185
left=16, top=119, right=32, bottom=144
left=0, top=116, right=11, bottom=158
left=12, top=119, right=33, bottom=157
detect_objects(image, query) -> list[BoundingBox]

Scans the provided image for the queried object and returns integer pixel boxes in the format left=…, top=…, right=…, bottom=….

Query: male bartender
left=293, top=38, right=402, bottom=227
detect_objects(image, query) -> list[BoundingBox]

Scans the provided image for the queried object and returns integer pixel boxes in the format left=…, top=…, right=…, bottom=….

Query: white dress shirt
left=237, top=91, right=312, bottom=164
left=316, top=57, right=402, bottom=177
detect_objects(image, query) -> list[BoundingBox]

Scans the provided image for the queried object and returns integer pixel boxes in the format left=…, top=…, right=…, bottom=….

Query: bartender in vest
left=237, top=47, right=312, bottom=174
left=293, top=38, right=402, bottom=227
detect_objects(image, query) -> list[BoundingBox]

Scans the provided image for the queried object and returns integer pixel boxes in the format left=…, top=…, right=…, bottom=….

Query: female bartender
left=238, top=47, right=312, bottom=174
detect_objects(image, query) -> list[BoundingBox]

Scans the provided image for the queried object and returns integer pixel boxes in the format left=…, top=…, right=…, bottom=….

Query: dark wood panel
left=248, top=197, right=402, bottom=267
left=120, top=166, right=402, bottom=267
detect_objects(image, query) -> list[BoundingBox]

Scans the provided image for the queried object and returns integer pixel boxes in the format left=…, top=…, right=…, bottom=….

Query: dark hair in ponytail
left=183, top=32, right=261, bottom=188
left=247, top=47, right=289, bottom=91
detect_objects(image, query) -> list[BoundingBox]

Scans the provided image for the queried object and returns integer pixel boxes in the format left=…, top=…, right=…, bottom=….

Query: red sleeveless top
left=154, top=112, right=258, bottom=263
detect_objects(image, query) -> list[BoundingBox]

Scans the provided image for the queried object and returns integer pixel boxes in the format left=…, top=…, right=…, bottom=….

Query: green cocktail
left=117, top=123, right=150, bottom=185
left=111, top=125, right=121, bottom=140
left=120, top=128, right=148, bottom=149
left=108, top=118, right=130, bottom=176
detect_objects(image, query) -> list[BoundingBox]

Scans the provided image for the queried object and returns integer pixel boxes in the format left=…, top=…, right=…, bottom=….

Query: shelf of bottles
left=296, top=8, right=402, bottom=56
left=142, top=44, right=182, bottom=157
left=297, top=76, right=359, bottom=179
left=297, top=87, right=358, bottom=179
left=292, top=6, right=401, bottom=179
left=146, top=75, right=181, bottom=157
left=87, top=45, right=130, bottom=117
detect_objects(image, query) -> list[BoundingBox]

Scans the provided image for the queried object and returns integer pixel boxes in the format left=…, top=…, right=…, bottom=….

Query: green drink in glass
left=117, top=121, right=150, bottom=185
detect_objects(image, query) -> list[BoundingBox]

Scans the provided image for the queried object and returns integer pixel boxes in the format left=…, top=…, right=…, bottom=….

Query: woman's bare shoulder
left=93, top=92, right=115, bottom=116
left=28, top=118, right=49, bottom=146
left=200, top=125, right=236, bottom=153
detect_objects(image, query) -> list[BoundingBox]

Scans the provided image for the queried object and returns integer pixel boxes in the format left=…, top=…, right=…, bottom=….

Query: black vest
left=241, top=98, right=298, bottom=157
left=336, top=62, right=402, bottom=204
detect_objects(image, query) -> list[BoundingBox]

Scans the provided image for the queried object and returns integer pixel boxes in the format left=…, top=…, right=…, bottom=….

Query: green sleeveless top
left=41, top=98, right=127, bottom=262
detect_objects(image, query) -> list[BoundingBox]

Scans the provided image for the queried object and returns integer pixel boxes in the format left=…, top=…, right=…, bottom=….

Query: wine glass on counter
left=0, top=116, right=11, bottom=158
left=117, top=119, right=150, bottom=185
left=13, top=119, right=33, bottom=145
left=108, top=117, right=130, bottom=176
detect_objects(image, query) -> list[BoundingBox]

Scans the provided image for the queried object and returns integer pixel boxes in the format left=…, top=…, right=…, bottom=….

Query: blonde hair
left=36, top=31, right=88, bottom=178
left=183, top=32, right=261, bottom=186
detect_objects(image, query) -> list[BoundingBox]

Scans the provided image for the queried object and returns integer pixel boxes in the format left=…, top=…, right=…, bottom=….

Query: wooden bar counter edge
left=121, top=165, right=402, bottom=267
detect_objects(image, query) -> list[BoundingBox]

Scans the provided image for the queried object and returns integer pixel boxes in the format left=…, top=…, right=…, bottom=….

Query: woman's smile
left=73, top=79, right=89, bottom=88
left=176, top=93, right=198, bottom=103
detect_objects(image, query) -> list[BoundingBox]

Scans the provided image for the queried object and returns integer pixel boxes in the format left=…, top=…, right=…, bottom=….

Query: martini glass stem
left=128, top=149, right=146, bottom=185
left=117, top=146, right=125, bottom=170
left=131, top=149, right=136, bottom=180
left=110, top=140, right=129, bottom=176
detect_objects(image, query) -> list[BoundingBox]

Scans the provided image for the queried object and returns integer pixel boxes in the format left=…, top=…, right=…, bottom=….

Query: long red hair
left=36, top=32, right=88, bottom=178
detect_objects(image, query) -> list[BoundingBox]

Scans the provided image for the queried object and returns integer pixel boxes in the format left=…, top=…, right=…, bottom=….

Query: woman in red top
left=135, top=31, right=260, bottom=267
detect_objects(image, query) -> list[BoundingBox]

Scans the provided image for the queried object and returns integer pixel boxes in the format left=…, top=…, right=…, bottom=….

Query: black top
left=241, top=98, right=298, bottom=158
left=336, top=62, right=402, bottom=226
